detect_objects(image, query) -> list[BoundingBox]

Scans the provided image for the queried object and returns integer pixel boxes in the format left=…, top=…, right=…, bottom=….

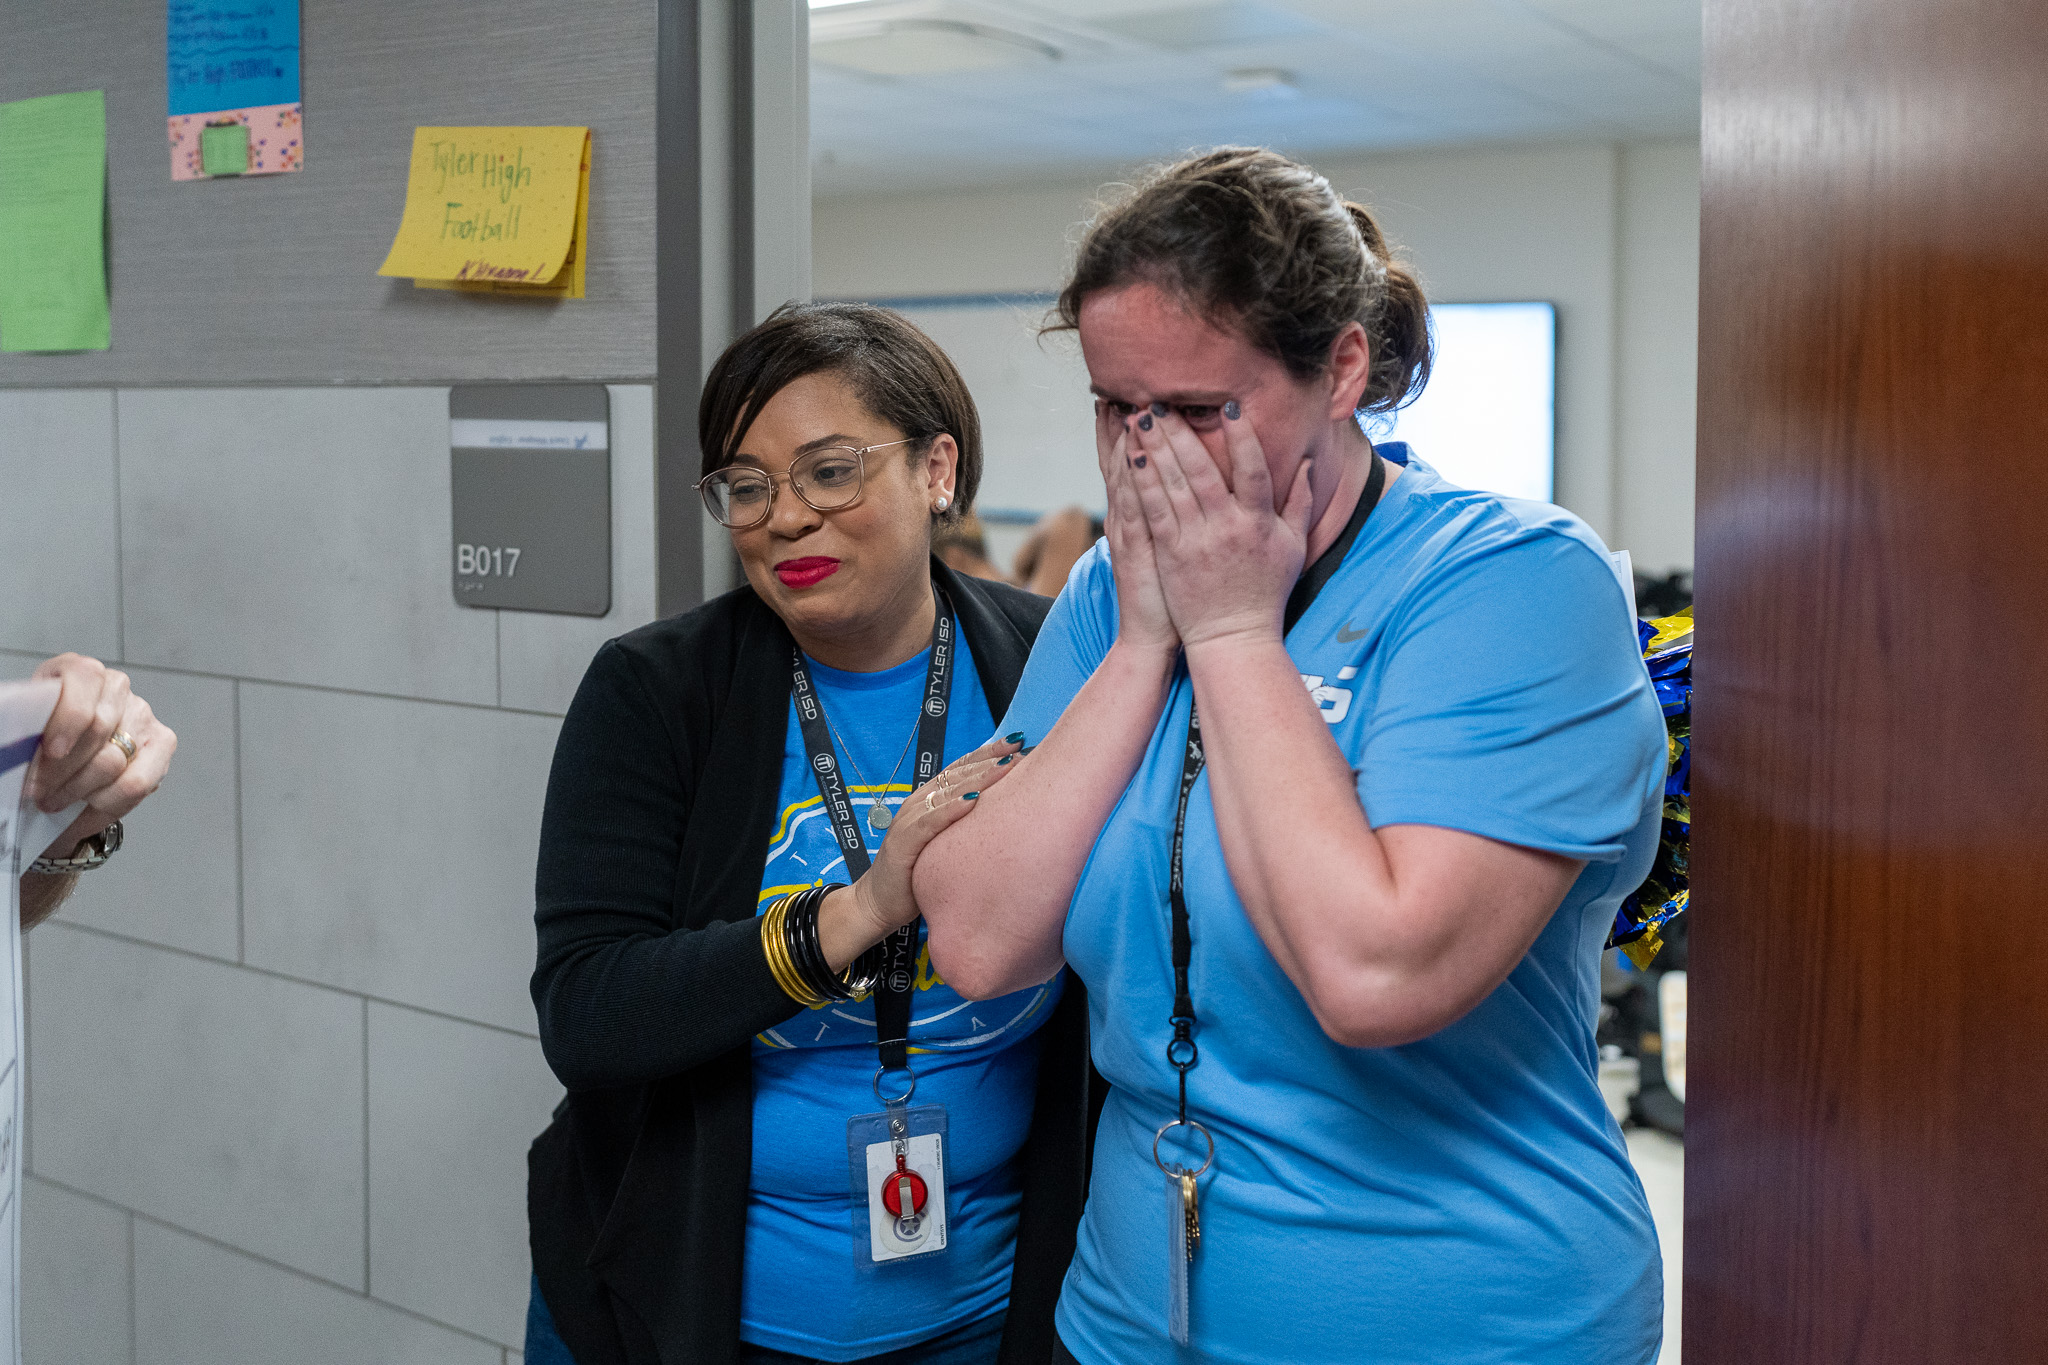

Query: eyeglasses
left=695, top=439, right=917, bottom=530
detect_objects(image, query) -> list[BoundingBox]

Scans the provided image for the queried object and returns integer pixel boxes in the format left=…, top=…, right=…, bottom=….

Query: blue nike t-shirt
left=740, top=636, right=1063, bottom=1362
left=1000, top=448, right=1667, bottom=1365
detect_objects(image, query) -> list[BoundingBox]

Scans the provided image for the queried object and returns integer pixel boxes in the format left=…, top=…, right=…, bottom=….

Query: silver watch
left=26, top=820, right=123, bottom=875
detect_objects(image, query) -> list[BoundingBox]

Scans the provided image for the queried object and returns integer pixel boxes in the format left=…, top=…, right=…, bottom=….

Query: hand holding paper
left=21, top=655, right=176, bottom=861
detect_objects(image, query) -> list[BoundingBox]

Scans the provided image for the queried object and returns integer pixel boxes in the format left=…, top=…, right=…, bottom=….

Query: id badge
left=847, top=1103, right=950, bottom=1267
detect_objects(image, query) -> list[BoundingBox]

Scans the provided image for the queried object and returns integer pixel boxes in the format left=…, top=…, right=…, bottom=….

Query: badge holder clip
left=848, top=1065, right=950, bottom=1269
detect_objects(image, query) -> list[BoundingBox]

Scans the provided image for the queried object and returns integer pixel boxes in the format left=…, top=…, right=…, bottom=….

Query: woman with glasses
left=524, top=302, right=1093, bottom=1365
left=917, top=147, right=1667, bottom=1364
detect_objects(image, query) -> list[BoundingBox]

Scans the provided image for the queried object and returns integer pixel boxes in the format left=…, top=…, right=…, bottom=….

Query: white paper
left=16, top=803, right=81, bottom=867
left=0, top=679, right=59, bottom=1365
left=1608, top=549, right=1636, bottom=620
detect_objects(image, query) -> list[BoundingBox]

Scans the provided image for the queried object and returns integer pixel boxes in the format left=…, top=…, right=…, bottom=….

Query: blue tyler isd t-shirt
left=1000, top=448, right=1667, bottom=1365
left=740, top=637, right=1063, bottom=1362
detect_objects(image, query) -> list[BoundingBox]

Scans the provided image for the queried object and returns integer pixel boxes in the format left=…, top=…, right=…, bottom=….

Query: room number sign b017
left=455, top=544, right=521, bottom=578
left=449, top=384, right=611, bottom=616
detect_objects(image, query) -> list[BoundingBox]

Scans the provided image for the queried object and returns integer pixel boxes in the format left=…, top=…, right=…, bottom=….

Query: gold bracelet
left=760, top=898, right=801, bottom=1002
left=761, top=896, right=824, bottom=1007
left=761, top=905, right=803, bottom=1006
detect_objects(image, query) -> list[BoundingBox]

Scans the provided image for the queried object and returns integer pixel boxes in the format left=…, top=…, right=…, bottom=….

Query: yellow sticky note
left=417, top=129, right=590, bottom=299
left=378, top=126, right=588, bottom=290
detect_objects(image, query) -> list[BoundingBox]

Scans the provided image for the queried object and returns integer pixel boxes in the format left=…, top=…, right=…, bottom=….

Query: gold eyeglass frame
left=694, top=438, right=918, bottom=530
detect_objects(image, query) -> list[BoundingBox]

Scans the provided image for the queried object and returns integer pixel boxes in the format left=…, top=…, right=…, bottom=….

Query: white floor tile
left=1627, top=1127, right=1684, bottom=1364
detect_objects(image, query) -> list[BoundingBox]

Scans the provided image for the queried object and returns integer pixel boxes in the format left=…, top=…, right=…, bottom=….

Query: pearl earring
left=935, top=496, right=950, bottom=513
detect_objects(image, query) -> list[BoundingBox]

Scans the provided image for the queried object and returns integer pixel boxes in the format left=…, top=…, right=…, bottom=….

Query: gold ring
left=925, top=790, right=939, bottom=814
left=109, top=730, right=137, bottom=764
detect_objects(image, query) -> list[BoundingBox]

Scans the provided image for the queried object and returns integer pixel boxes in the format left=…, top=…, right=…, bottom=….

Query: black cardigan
left=528, top=560, right=1099, bottom=1365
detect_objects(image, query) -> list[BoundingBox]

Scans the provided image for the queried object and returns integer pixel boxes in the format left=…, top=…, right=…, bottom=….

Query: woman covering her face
left=525, top=304, right=1092, bottom=1365
left=917, top=148, right=1668, bottom=1364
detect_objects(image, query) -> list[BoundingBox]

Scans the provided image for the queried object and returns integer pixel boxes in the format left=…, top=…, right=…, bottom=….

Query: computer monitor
left=1377, top=301, right=1557, bottom=503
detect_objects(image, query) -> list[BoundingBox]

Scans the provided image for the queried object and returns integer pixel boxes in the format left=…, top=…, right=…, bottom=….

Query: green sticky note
left=200, top=121, right=249, bottom=176
left=0, top=90, right=111, bottom=353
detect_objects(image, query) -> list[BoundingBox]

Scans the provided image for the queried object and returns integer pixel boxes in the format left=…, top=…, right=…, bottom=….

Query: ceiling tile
left=810, top=0, right=1703, bottom=195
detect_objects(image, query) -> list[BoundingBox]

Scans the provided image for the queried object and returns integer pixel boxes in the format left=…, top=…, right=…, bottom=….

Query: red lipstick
left=775, top=556, right=841, bottom=589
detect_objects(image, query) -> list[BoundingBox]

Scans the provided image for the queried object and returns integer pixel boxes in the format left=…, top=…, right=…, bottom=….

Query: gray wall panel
left=0, top=0, right=655, bottom=388
left=135, top=1221, right=500, bottom=1365
left=367, top=1004, right=562, bottom=1346
left=21, top=1178, right=132, bottom=1365
left=0, top=391, right=120, bottom=659
left=27, top=926, right=368, bottom=1288
left=117, top=387, right=499, bottom=704
left=240, top=684, right=558, bottom=1033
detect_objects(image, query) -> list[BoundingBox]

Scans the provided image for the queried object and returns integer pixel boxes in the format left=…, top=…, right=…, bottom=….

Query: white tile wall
left=0, top=390, right=120, bottom=661
left=57, top=666, right=241, bottom=960
left=134, top=1220, right=500, bottom=1365
left=1616, top=140, right=1702, bottom=574
left=238, top=683, right=559, bottom=1033
left=367, top=1004, right=562, bottom=1346
left=0, top=650, right=48, bottom=682
left=116, top=388, right=499, bottom=705
left=20, top=1177, right=130, bottom=1365
left=497, top=385, right=661, bottom=715
left=16, top=375, right=658, bottom=1360
left=28, top=926, right=368, bottom=1288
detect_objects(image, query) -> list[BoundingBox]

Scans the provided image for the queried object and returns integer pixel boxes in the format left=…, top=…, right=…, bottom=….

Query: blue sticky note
left=167, top=1, right=301, bottom=117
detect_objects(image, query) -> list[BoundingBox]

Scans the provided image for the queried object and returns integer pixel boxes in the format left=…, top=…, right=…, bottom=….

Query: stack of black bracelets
left=760, top=883, right=886, bottom=1007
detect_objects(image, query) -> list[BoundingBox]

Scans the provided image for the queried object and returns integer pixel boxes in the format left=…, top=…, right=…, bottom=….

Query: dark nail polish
left=1150, top=401, right=1169, bottom=417
left=1004, top=731, right=1025, bottom=744
left=1137, top=413, right=1153, bottom=431
left=1019, top=744, right=1039, bottom=755
left=1224, top=399, right=1241, bottom=420
left=997, top=756, right=1013, bottom=765
left=963, top=791, right=980, bottom=800
left=1134, top=455, right=1148, bottom=468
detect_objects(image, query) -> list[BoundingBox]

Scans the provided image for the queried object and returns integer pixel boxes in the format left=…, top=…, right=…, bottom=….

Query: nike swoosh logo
left=1335, top=622, right=1367, bottom=643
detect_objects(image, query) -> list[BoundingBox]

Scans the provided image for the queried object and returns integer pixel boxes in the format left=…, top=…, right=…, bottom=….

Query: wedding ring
left=109, top=730, right=137, bottom=764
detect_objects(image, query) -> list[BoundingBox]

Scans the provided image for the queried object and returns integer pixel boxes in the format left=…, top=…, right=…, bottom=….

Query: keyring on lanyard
left=873, top=1065, right=918, bottom=1108
left=1153, top=1116, right=1215, bottom=1179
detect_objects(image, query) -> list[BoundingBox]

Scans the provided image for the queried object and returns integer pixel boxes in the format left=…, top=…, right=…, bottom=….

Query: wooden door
left=1690, top=0, right=2048, bottom=1358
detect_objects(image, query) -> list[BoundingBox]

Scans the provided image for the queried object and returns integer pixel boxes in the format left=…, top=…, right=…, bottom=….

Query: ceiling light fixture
left=1222, top=66, right=1298, bottom=100
left=814, top=18, right=1061, bottom=76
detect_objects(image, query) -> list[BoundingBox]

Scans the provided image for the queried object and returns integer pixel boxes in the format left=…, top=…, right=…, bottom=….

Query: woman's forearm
left=533, top=914, right=808, bottom=1090
left=1185, top=635, right=1384, bottom=995
left=916, top=638, right=1177, bottom=998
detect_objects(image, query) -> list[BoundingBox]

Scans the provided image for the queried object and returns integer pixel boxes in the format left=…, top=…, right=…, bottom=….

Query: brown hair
left=698, top=301, right=982, bottom=524
left=1052, top=147, right=1433, bottom=416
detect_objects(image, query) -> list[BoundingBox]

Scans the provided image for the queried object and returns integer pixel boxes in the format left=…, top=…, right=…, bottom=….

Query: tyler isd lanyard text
left=789, top=589, right=955, bottom=1072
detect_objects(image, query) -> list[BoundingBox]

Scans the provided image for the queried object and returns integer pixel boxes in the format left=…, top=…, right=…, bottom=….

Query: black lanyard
left=791, top=588, right=956, bottom=1074
left=1166, top=454, right=1387, bottom=1122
